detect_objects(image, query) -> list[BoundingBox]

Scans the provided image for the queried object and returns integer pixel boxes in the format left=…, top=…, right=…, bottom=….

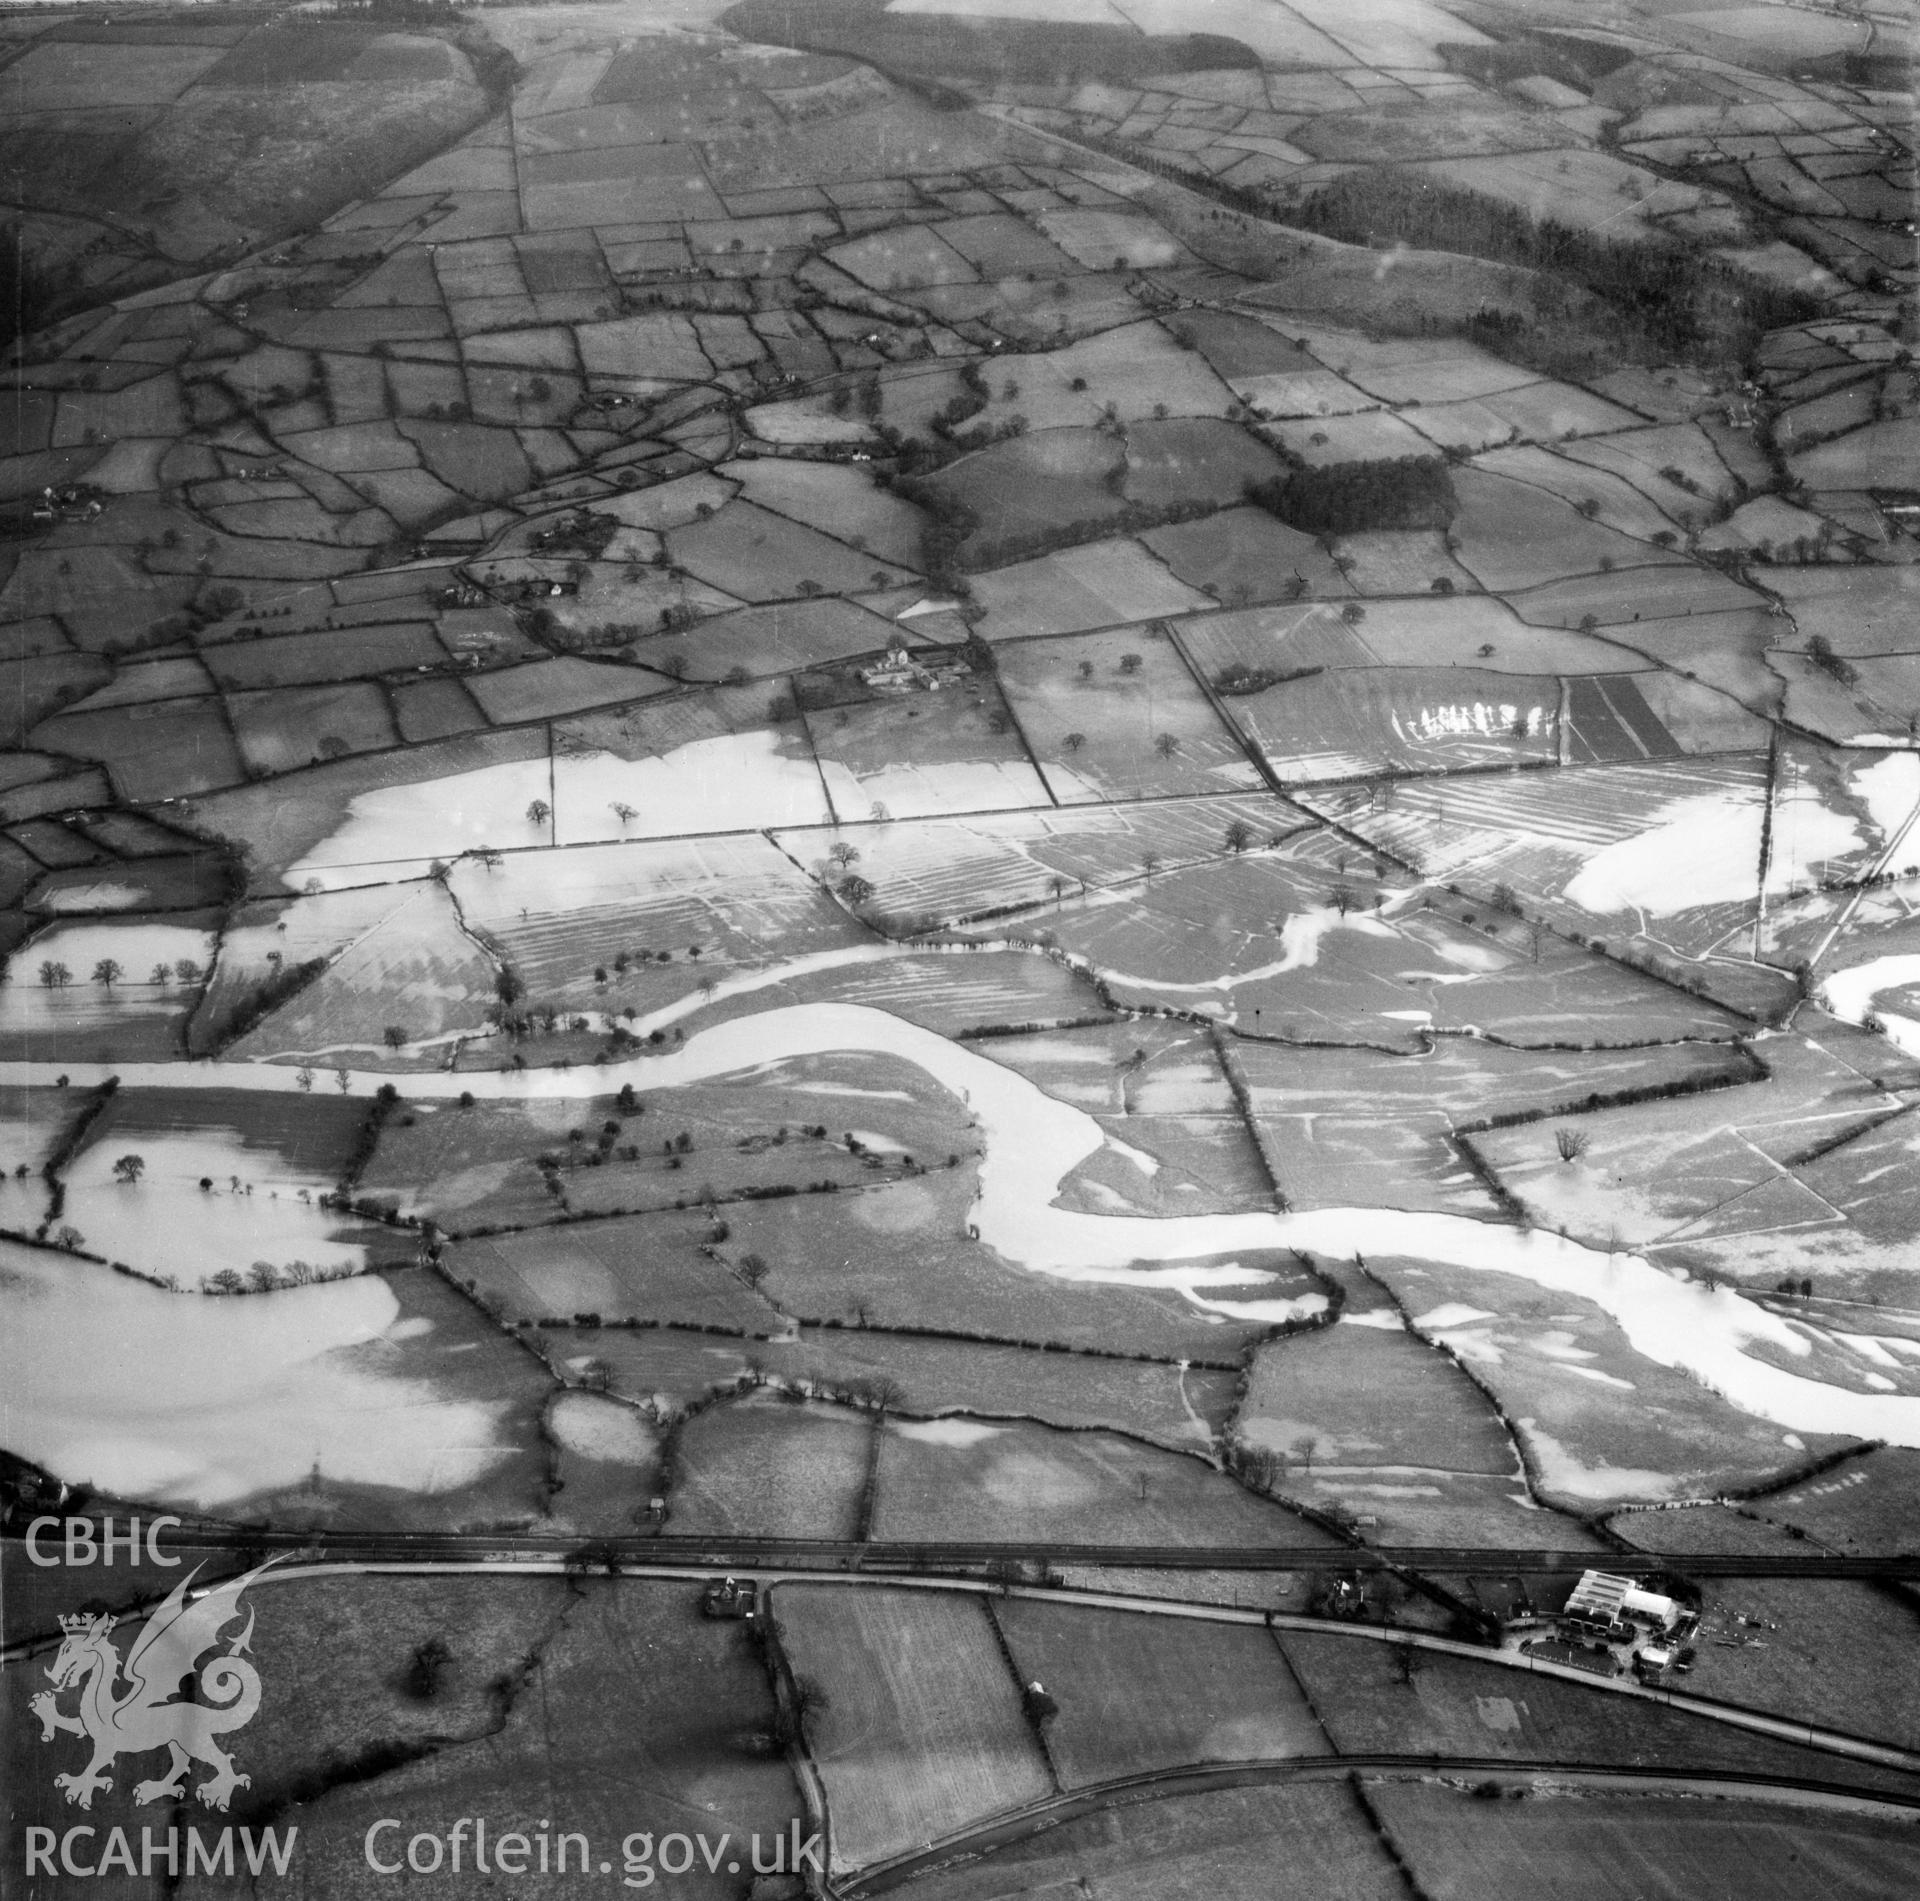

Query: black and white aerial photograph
left=1, top=0, right=1917, bottom=1892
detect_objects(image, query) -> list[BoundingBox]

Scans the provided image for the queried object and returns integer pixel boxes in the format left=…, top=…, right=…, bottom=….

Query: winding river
left=4, top=996, right=1919, bottom=1507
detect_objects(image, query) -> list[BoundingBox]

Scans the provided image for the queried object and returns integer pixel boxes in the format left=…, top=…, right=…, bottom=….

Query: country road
left=11, top=1549, right=1920, bottom=1783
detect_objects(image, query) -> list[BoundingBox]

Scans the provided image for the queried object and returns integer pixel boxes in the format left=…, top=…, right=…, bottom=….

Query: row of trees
left=37, top=956, right=206, bottom=991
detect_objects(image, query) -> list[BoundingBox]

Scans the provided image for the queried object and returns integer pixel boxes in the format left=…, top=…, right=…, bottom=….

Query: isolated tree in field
left=788, top=1676, right=831, bottom=1743
left=1078, top=659, right=1095, bottom=681
left=383, top=1026, right=409, bottom=1051
left=1021, top=1680, right=1060, bottom=1726
left=174, top=958, right=202, bottom=985
left=1118, top=651, right=1142, bottom=674
left=828, top=841, right=860, bottom=869
left=296, top=1066, right=315, bottom=1092
left=1154, top=733, right=1179, bottom=757
left=1063, top=731, right=1086, bottom=752
left=404, top=1635, right=451, bottom=1702
left=92, top=958, right=122, bottom=991
left=1141, top=850, right=1160, bottom=883
left=736, top=1253, right=770, bottom=1292
left=151, top=963, right=172, bottom=986
left=111, top=1154, right=145, bottom=1185
left=336, top=1067, right=352, bottom=1094
left=38, top=961, right=71, bottom=990
left=526, top=798, right=552, bottom=830
left=611, top=801, right=636, bottom=828
left=1047, top=875, right=1067, bottom=909
left=1555, top=1126, right=1590, bottom=1163
left=1328, top=884, right=1356, bottom=917
left=1224, top=819, right=1252, bottom=854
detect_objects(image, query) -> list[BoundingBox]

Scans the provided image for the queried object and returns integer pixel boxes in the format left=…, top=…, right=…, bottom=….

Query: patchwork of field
left=776, top=792, right=1310, bottom=932
left=991, top=1598, right=1327, bottom=1781
left=871, top=1415, right=1335, bottom=1545
left=1372, top=1257, right=1865, bottom=1507
left=881, top=1779, right=1408, bottom=1901
left=701, top=1162, right=1279, bottom=1363
left=2, top=0, right=1916, bottom=1863
left=1610, top=1502, right=1920, bottom=1749
left=1371, top=1783, right=1920, bottom=1900
left=776, top=1586, right=1053, bottom=1870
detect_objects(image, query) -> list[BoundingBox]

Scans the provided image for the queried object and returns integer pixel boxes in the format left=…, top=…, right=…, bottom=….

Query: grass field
left=374, top=1056, right=949, bottom=1225
left=777, top=791, right=1305, bottom=933
left=1179, top=593, right=1625, bottom=679
left=448, top=1207, right=774, bottom=1331
left=0, top=0, right=1909, bottom=1795
left=1448, top=470, right=1690, bottom=593
left=231, top=880, right=497, bottom=1058
left=871, top=1417, right=1335, bottom=1546
left=1371, top=1257, right=1859, bottom=1508
left=205, top=1576, right=799, bottom=1901
left=670, top=1392, right=870, bottom=1538
left=1757, top=1446, right=1920, bottom=1555
left=1368, top=1781, right=1920, bottom=1901
left=447, top=830, right=869, bottom=1006
left=1243, top=1321, right=1515, bottom=1477
left=1143, top=506, right=1348, bottom=606
left=1236, top=1029, right=1745, bottom=1208
left=1281, top=1632, right=1911, bottom=1791
left=1463, top=1029, right=1903, bottom=1259
left=779, top=1328, right=1236, bottom=1448
left=991, top=1599, right=1326, bottom=1783
left=807, top=678, right=1049, bottom=822
left=771, top=946, right=1098, bottom=1038
left=969, top=539, right=1214, bottom=638
left=1238, top=1299, right=1606, bottom=1544
left=1610, top=1502, right=1920, bottom=1747
left=1225, top=667, right=1557, bottom=784
left=668, top=502, right=915, bottom=602
left=871, top=1778, right=1405, bottom=1901
left=31, top=698, right=246, bottom=802
left=774, top=1585, right=1052, bottom=1870
left=720, top=1164, right=1273, bottom=1363
left=991, top=625, right=1258, bottom=803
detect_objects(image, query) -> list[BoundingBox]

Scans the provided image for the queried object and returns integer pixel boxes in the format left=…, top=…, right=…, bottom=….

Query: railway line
left=8, top=1526, right=1912, bottom=1580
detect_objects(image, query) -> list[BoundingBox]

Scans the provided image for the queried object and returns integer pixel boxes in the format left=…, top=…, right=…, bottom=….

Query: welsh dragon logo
left=30, top=1561, right=276, bottom=1812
